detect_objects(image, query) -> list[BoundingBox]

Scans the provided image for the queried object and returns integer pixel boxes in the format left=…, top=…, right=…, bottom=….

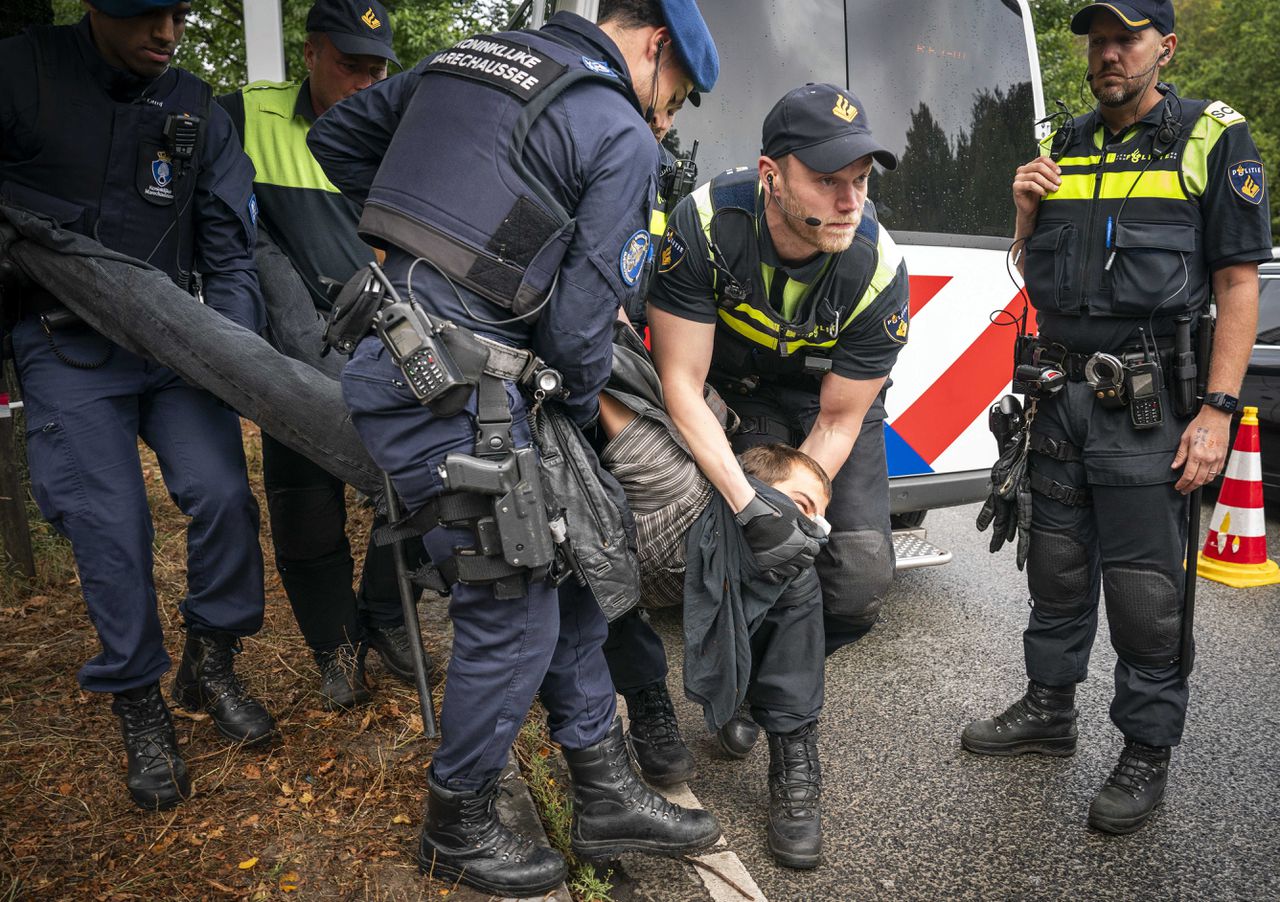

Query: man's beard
left=778, top=192, right=859, bottom=254
left=1091, top=73, right=1146, bottom=109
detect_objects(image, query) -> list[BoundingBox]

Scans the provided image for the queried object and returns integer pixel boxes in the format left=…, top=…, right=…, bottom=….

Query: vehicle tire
left=891, top=510, right=927, bottom=529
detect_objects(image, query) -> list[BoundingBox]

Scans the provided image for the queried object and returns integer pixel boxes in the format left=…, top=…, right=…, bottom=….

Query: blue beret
left=90, top=0, right=184, bottom=16
left=657, top=0, right=718, bottom=100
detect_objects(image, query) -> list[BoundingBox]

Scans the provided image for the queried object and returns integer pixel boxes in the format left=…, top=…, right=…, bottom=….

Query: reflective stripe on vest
left=693, top=178, right=901, bottom=355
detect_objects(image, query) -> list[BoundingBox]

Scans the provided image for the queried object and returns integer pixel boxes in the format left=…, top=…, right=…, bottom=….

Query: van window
left=672, top=0, right=1035, bottom=242
left=850, top=0, right=1035, bottom=240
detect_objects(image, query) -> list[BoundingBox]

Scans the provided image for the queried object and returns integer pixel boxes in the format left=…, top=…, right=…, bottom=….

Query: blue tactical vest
left=1024, top=92, right=1225, bottom=320
left=695, top=168, right=902, bottom=383
left=357, top=31, right=630, bottom=318
left=0, top=26, right=210, bottom=288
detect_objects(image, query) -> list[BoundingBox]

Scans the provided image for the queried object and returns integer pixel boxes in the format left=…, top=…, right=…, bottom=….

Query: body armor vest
left=357, top=31, right=629, bottom=318
left=0, top=26, right=208, bottom=286
left=696, top=168, right=897, bottom=384
left=1024, top=92, right=1225, bottom=320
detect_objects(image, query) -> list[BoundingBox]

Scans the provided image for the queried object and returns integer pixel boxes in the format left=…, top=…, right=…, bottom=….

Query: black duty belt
left=474, top=334, right=545, bottom=386
left=1035, top=344, right=1175, bottom=382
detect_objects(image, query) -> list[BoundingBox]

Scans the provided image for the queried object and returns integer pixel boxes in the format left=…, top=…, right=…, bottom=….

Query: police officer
left=0, top=1, right=276, bottom=810
left=217, top=0, right=419, bottom=710
left=646, top=84, right=908, bottom=766
left=307, top=1, right=723, bottom=895
left=962, top=0, right=1271, bottom=835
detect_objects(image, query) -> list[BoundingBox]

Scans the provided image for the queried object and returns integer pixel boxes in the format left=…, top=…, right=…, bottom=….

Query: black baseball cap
left=1070, top=1, right=1175, bottom=35
left=762, top=83, right=897, bottom=173
left=306, top=0, right=399, bottom=64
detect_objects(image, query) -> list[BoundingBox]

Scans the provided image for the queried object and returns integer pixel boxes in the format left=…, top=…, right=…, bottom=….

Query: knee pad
left=1104, top=565, right=1181, bottom=668
left=1027, top=529, right=1092, bottom=618
left=816, top=529, right=892, bottom=626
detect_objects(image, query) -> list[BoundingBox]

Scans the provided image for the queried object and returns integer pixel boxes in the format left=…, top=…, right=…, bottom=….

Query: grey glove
left=975, top=427, right=1032, bottom=570
left=736, top=492, right=822, bottom=584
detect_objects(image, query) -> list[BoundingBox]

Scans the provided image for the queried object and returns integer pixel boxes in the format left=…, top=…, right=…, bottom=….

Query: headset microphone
left=767, top=174, right=822, bottom=227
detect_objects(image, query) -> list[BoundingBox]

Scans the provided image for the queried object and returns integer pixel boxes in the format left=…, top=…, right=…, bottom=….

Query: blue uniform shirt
left=309, top=13, right=660, bottom=425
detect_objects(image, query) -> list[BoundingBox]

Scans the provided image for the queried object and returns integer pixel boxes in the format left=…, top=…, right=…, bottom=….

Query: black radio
left=1125, top=359, right=1165, bottom=429
left=374, top=301, right=473, bottom=416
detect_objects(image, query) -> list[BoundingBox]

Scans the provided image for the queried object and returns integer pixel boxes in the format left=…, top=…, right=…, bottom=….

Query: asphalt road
left=648, top=501, right=1280, bottom=902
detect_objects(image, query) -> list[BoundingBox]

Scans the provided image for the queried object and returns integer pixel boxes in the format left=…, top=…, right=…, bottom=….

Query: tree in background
left=1, top=0, right=53, bottom=38
left=51, top=0, right=516, bottom=93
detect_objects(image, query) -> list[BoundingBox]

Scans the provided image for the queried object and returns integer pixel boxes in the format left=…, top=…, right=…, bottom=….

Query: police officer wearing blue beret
left=0, top=1, right=276, bottom=810
left=308, top=0, right=722, bottom=895
left=964, top=0, right=1272, bottom=835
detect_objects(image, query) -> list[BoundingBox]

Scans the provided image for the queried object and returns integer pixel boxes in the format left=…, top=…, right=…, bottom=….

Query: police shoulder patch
left=248, top=193, right=259, bottom=225
left=619, top=230, right=650, bottom=286
left=1227, top=159, right=1265, bottom=205
left=883, top=307, right=909, bottom=344
left=658, top=227, right=688, bottom=273
left=581, top=56, right=617, bottom=78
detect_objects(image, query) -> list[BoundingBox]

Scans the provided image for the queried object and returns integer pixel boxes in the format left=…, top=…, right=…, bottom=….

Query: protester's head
left=597, top=0, right=717, bottom=142
left=759, top=84, right=896, bottom=254
left=84, top=1, right=190, bottom=78
left=304, top=0, right=397, bottom=115
left=740, top=444, right=832, bottom=518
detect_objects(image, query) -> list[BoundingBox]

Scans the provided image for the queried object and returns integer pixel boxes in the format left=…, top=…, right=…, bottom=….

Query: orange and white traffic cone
left=1197, top=406, right=1280, bottom=588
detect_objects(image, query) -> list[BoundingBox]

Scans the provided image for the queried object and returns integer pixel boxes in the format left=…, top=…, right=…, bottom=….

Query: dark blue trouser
left=1025, top=380, right=1191, bottom=747
left=342, top=337, right=616, bottom=790
left=11, top=318, right=264, bottom=693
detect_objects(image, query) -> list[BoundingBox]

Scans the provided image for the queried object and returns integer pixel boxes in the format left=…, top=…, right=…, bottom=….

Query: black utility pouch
left=322, top=265, right=386, bottom=356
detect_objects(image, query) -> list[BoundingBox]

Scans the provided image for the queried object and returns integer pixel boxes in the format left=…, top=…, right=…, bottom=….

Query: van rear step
left=893, top=529, right=952, bottom=571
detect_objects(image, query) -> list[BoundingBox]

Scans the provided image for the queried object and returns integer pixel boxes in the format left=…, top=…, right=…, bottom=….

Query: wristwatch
left=1203, top=391, right=1240, bottom=413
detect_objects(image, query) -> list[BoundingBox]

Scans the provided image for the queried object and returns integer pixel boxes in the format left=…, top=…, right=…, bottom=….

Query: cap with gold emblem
left=305, top=0, right=398, bottom=64
left=761, top=83, right=897, bottom=173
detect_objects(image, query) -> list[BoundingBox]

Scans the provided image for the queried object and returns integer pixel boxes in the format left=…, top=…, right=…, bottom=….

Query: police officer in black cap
left=308, top=0, right=722, bottom=895
left=963, top=0, right=1271, bottom=834
left=217, top=0, right=420, bottom=710
left=0, top=1, right=275, bottom=810
left=645, top=82, right=908, bottom=760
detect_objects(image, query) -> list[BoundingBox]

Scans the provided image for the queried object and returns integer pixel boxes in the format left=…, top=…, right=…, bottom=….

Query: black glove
left=975, top=428, right=1032, bottom=570
left=736, top=492, right=822, bottom=584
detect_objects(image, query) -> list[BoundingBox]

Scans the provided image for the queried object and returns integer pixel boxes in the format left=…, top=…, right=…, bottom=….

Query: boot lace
left=116, top=691, right=178, bottom=772
left=601, top=734, right=685, bottom=822
left=1103, top=743, right=1167, bottom=799
left=769, top=725, right=821, bottom=818
left=628, top=685, right=682, bottom=749
left=197, top=636, right=255, bottom=711
left=456, top=791, right=537, bottom=862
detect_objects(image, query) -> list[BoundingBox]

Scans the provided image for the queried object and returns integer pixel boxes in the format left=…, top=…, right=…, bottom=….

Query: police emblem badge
left=619, top=230, right=650, bottom=286
left=581, top=57, right=616, bottom=78
left=151, top=157, right=172, bottom=188
left=658, top=227, right=687, bottom=273
left=883, top=308, right=909, bottom=344
left=1228, top=160, right=1265, bottom=205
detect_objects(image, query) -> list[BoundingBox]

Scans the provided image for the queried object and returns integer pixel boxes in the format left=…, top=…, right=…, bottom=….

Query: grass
left=512, top=720, right=614, bottom=902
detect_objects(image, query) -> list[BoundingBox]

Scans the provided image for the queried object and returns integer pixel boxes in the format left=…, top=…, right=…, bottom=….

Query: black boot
left=366, top=622, right=430, bottom=686
left=565, top=717, right=721, bottom=861
left=112, top=684, right=191, bottom=811
left=417, top=772, right=567, bottom=896
left=315, top=644, right=372, bottom=710
left=766, top=723, right=822, bottom=869
left=622, top=682, right=696, bottom=785
left=961, top=681, right=1078, bottom=756
left=716, top=705, right=761, bottom=760
left=172, top=630, right=277, bottom=746
left=1087, top=740, right=1170, bottom=834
